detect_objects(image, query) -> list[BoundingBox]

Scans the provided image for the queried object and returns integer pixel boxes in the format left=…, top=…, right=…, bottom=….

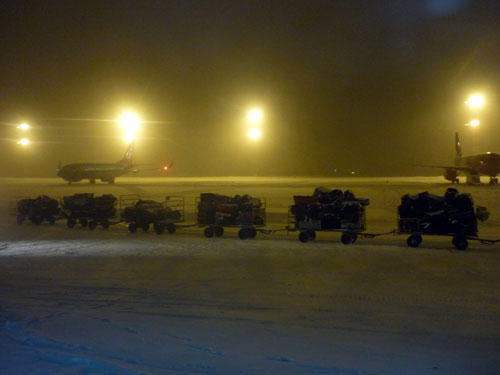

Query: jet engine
left=444, top=168, right=459, bottom=183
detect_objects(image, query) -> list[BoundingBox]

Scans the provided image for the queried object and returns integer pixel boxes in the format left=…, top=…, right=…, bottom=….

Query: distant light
left=17, top=123, right=30, bottom=130
left=465, top=119, right=480, bottom=127
left=465, top=94, right=485, bottom=108
left=119, top=111, right=141, bottom=142
left=247, top=109, right=263, bottom=123
left=248, top=128, right=261, bottom=140
left=351, top=171, right=356, bottom=175
left=163, top=166, right=168, bottom=171
left=18, top=138, right=30, bottom=146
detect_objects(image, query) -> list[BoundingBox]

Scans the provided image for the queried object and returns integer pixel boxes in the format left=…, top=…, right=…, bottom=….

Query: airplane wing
left=413, top=164, right=475, bottom=172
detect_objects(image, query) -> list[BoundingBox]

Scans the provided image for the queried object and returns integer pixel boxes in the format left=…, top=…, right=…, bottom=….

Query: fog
left=2, top=1, right=500, bottom=177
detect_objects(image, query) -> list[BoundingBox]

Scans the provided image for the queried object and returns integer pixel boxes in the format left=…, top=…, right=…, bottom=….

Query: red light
left=163, top=166, right=168, bottom=171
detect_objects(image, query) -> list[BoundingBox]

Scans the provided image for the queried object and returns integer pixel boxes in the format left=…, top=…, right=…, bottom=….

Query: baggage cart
left=119, top=195, right=184, bottom=234
left=397, top=189, right=497, bottom=250
left=196, top=194, right=267, bottom=239
left=62, top=193, right=118, bottom=229
left=397, top=215, right=498, bottom=250
left=286, top=204, right=386, bottom=244
left=16, top=195, right=61, bottom=225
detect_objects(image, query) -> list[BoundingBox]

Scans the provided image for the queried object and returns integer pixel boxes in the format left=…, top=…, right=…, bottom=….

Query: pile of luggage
left=17, top=195, right=60, bottom=225
left=62, top=193, right=117, bottom=229
left=398, top=188, right=489, bottom=235
left=197, top=193, right=265, bottom=227
left=290, top=187, right=369, bottom=231
left=121, top=199, right=181, bottom=233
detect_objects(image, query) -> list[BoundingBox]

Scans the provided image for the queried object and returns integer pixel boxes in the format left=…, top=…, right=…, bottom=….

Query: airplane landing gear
left=489, top=177, right=498, bottom=185
left=90, top=179, right=96, bottom=184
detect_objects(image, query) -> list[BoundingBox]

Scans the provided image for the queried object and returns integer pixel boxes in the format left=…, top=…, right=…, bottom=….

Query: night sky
left=1, top=0, right=500, bottom=177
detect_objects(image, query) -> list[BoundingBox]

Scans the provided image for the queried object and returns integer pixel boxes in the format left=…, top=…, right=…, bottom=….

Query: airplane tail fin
left=117, top=142, right=134, bottom=165
left=455, top=132, right=462, bottom=161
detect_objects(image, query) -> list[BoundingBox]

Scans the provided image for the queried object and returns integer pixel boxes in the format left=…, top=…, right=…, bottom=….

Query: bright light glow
left=119, top=112, right=141, bottom=142
left=18, top=138, right=30, bottom=146
left=123, top=134, right=136, bottom=142
left=465, top=94, right=485, bottom=108
left=17, top=123, right=30, bottom=130
left=163, top=166, right=168, bottom=171
left=248, top=128, right=261, bottom=140
left=470, top=119, right=480, bottom=127
left=247, top=109, right=263, bottom=123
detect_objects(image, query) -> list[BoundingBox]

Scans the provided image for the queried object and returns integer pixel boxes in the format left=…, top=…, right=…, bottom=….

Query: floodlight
left=17, top=123, right=30, bottom=130
left=465, top=94, right=485, bottom=108
left=248, top=128, right=261, bottom=140
left=18, top=138, right=30, bottom=146
left=247, top=109, right=263, bottom=123
left=119, top=111, right=140, bottom=141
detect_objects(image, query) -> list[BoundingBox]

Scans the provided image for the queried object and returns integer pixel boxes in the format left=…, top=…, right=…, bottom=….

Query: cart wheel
left=154, top=223, right=165, bottom=235
left=454, top=237, right=468, bottom=251
left=101, top=220, right=110, bottom=229
left=49, top=217, right=56, bottom=225
left=204, top=226, right=214, bottom=238
left=307, top=231, right=316, bottom=241
left=407, top=235, right=421, bottom=248
left=33, top=217, right=42, bottom=226
left=351, top=233, right=358, bottom=243
left=16, top=215, right=24, bottom=225
left=67, top=218, right=76, bottom=229
left=238, top=228, right=249, bottom=240
left=247, top=227, right=257, bottom=239
left=128, top=223, right=138, bottom=233
left=80, top=219, right=88, bottom=227
left=88, top=220, right=97, bottom=230
left=299, top=231, right=309, bottom=243
left=341, top=233, right=353, bottom=245
left=214, top=226, right=224, bottom=237
left=166, top=223, right=176, bottom=234
left=142, top=223, right=150, bottom=232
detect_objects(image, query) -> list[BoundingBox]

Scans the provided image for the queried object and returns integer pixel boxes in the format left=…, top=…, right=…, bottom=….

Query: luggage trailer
left=195, top=196, right=270, bottom=239
left=119, top=194, right=185, bottom=234
left=285, top=205, right=393, bottom=244
left=397, top=216, right=499, bottom=251
left=14, top=196, right=62, bottom=225
left=63, top=195, right=119, bottom=230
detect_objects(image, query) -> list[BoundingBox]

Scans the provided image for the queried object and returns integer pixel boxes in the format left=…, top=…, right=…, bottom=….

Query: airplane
left=417, top=132, right=500, bottom=185
left=57, top=142, right=172, bottom=184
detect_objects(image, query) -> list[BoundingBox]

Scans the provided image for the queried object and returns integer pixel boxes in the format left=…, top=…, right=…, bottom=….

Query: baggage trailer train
left=14, top=188, right=499, bottom=250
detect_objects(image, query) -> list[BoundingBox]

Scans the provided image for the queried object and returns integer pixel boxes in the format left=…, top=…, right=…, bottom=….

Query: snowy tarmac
left=1, top=177, right=500, bottom=374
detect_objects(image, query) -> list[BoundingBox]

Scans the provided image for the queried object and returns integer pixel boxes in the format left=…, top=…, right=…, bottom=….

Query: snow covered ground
left=1, top=177, right=500, bottom=374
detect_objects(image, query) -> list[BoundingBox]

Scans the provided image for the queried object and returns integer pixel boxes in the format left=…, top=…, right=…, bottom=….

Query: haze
left=1, top=0, right=500, bottom=177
